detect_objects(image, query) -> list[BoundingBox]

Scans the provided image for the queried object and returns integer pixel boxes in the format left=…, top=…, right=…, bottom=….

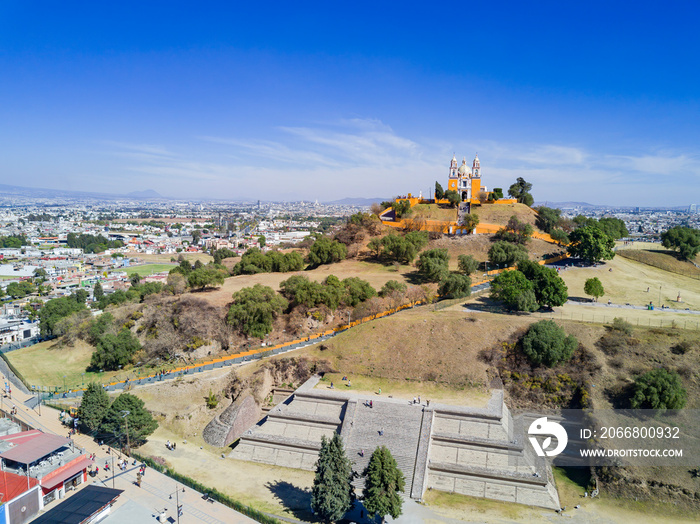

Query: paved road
left=1, top=371, right=256, bottom=524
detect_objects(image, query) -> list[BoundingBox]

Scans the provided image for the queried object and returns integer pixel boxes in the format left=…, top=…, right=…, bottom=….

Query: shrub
left=522, top=320, right=578, bottom=367
left=457, top=255, right=479, bottom=276
left=416, top=249, right=450, bottom=282
left=610, top=317, right=633, bottom=336
left=487, top=241, right=528, bottom=268
left=438, top=274, right=472, bottom=299
left=490, top=270, right=538, bottom=312
left=630, top=369, right=687, bottom=410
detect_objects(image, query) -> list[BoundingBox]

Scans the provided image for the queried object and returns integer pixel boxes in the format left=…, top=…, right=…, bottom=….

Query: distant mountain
left=0, top=183, right=117, bottom=200
left=324, top=197, right=389, bottom=206
left=126, top=189, right=164, bottom=199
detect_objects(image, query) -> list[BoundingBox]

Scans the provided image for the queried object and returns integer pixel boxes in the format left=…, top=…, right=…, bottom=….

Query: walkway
left=0, top=371, right=256, bottom=524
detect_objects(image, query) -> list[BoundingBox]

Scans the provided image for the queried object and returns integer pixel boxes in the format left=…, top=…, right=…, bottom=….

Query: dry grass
left=474, top=203, right=540, bottom=229
left=617, top=249, right=700, bottom=279
left=556, top=255, right=700, bottom=310
left=408, top=203, right=457, bottom=222
left=127, top=252, right=213, bottom=264
left=5, top=339, right=131, bottom=389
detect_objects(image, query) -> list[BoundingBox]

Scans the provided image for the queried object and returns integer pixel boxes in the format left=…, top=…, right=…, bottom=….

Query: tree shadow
left=265, top=480, right=315, bottom=522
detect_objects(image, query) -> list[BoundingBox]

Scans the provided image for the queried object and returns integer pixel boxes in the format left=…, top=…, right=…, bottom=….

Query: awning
left=41, top=457, right=92, bottom=491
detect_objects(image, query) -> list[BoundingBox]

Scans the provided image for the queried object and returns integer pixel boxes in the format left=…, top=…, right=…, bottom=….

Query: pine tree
left=363, top=446, right=405, bottom=522
left=77, top=382, right=110, bottom=433
left=311, top=433, right=353, bottom=522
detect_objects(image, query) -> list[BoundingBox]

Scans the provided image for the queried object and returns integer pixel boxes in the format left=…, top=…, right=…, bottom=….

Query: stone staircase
left=344, top=399, right=424, bottom=495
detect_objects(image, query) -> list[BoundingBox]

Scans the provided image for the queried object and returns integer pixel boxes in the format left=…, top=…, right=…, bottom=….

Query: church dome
left=458, top=164, right=469, bottom=175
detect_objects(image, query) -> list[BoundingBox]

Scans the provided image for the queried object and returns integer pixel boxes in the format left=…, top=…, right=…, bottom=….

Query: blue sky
left=1, top=2, right=699, bottom=205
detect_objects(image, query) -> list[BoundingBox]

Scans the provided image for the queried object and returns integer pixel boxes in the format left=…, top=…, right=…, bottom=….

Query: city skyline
left=1, top=2, right=700, bottom=206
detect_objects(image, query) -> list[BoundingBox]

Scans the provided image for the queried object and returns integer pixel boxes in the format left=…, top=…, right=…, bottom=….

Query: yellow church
left=448, top=153, right=484, bottom=203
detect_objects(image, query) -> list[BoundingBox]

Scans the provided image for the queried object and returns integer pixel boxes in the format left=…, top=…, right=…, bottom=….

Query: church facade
left=447, top=154, right=486, bottom=203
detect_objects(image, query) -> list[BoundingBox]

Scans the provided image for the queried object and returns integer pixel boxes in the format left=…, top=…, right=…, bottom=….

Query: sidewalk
left=0, top=372, right=257, bottom=524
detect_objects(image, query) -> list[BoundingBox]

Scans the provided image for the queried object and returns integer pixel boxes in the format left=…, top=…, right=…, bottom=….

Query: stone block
left=457, top=448, right=487, bottom=467
left=454, top=478, right=485, bottom=498
left=428, top=474, right=455, bottom=492
left=460, top=420, right=489, bottom=438
left=252, top=445, right=277, bottom=464
left=485, top=483, right=516, bottom=502
left=430, top=444, right=457, bottom=463
left=276, top=449, right=303, bottom=469
left=284, top=424, right=310, bottom=440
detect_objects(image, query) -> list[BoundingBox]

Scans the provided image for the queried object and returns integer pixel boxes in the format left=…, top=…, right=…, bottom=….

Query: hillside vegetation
left=474, top=203, right=540, bottom=229
left=617, top=248, right=700, bottom=279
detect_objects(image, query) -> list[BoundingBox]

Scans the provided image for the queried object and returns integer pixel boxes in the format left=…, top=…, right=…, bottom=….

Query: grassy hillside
left=617, top=248, right=700, bottom=279
left=409, top=203, right=458, bottom=221
left=473, top=203, right=540, bottom=229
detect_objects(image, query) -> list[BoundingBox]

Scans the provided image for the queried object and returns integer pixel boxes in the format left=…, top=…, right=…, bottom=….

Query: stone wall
left=203, top=392, right=260, bottom=447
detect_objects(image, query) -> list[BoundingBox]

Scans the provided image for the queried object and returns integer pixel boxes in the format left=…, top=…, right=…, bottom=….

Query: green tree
left=341, top=277, right=376, bottom=306
left=490, top=270, right=538, bottom=312
left=89, top=328, right=142, bottom=371
left=391, top=200, right=412, bottom=218
left=438, top=274, right=472, bottom=299
left=598, top=217, right=629, bottom=240
left=661, top=226, right=700, bottom=261
left=491, top=187, right=504, bottom=200
left=310, top=433, right=353, bottom=522
left=101, top=393, right=158, bottom=444
left=380, top=235, right=418, bottom=264
left=416, top=249, right=450, bottom=282
left=584, top=277, right=605, bottom=302
left=187, top=266, right=226, bottom=290
left=567, top=225, right=616, bottom=264
left=227, top=284, right=288, bottom=338
left=39, top=295, right=87, bottom=337
left=93, top=281, right=104, bottom=302
left=363, top=446, right=405, bottom=523
left=534, top=206, right=562, bottom=233
left=522, top=320, right=578, bottom=367
left=379, top=280, right=407, bottom=297
left=367, top=238, right=383, bottom=258
left=517, top=261, right=568, bottom=308
left=77, top=383, right=110, bottom=433
left=550, top=228, right=570, bottom=245
left=507, top=177, right=534, bottom=205
left=434, top=181, right=445, bottom=200
left=630, top=369, right=687, bottom=411
left=496, top=216, right=533, bottom=244
left=487, top=241, right=528, bottom=267
left=457, top=254, right=479, bottom=275
left=308, top=237, right=347, bottom=267
left=6, top=281, right=35, bottom=298
left=129, top=273, right=141, bottom=286
left=444, top=189, right=461, bottom=208
left=258, top=235, right=266, bottom=248
left=461, top=213, right=479, bottom=232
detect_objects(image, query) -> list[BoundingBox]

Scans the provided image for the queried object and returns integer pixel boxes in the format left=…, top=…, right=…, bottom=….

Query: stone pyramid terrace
left=229, top=376, right=560, bottom=509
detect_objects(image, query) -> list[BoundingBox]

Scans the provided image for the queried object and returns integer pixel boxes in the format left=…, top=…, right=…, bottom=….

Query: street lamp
left=169, top=485, right=185, bottom=524
left=120, top=410, right=130, bottom=456
left=63, top=375, right=67, bottom=393
left=81, top=373, right=85, bottom=387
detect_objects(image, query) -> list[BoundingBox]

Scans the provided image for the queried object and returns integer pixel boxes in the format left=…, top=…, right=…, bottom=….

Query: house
left=0, top=430, right=93, bottom=507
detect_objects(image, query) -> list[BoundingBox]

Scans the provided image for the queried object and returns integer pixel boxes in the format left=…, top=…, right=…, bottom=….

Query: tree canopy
left=461, top=213, right=479, bottom=232
left=101, top=393, right=158, bottom=444
left=89, top=328, right=142, bottom=371
left=517, top=260, right=568, bottom=308
left=308, top=237, right=348, bottom=267
left=187, top=266, right=226, bottom=290
left=490, top=270, right=538, bottom=312
left=363, top=446, right=405, bottom=522
left=457, top=254, right=479, bottom=276
left=507, top=177, right=534, bottom=206
left=227, top=284, right=288, bottom=338
left=630, top=368, right=687, bottom=411
left=444, top=189, right=461, bottom=207
left=434, top=181, right=445, bottom=200
left=78, top=383, right=111, bottom=433
left=661, top=226, right=700, bottom=261
left=487, top=241, right=529, bottom=268
left=438, top=274, right=472, bottom=299
left=522, top=320, right=577, bottom=366
left=416, top=248, right=450, bottom=282
left=310, top=433, right=353, bottom=522
left=584, top=277, right=605, bottom=301
left=567, top=225, right=616, bottom=264
left=534, top=206, right=562, bottom=233
left=39, top=294, right=87, bottom=337
left=495, top=216, right=533, bottom=244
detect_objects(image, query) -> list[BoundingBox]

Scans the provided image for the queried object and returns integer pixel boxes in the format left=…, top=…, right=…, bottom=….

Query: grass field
left=617, top=248, right=700, bottom=279
left=409, top=203, right=457, bottom=222
left=556, top=255, right=700, bottom=311
left=123, top=263, right=175, bottom=276
left=126, top=252, right=213, bottom=265
left=3, top=340, right=137, bottom=390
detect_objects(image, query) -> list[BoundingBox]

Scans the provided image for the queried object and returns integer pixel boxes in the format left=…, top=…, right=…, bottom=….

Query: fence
left=533, top=310, right=700, bottom=330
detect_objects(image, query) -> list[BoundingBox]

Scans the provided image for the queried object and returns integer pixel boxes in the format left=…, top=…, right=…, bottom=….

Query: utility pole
left=121, top=410, right=131, bottom=456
